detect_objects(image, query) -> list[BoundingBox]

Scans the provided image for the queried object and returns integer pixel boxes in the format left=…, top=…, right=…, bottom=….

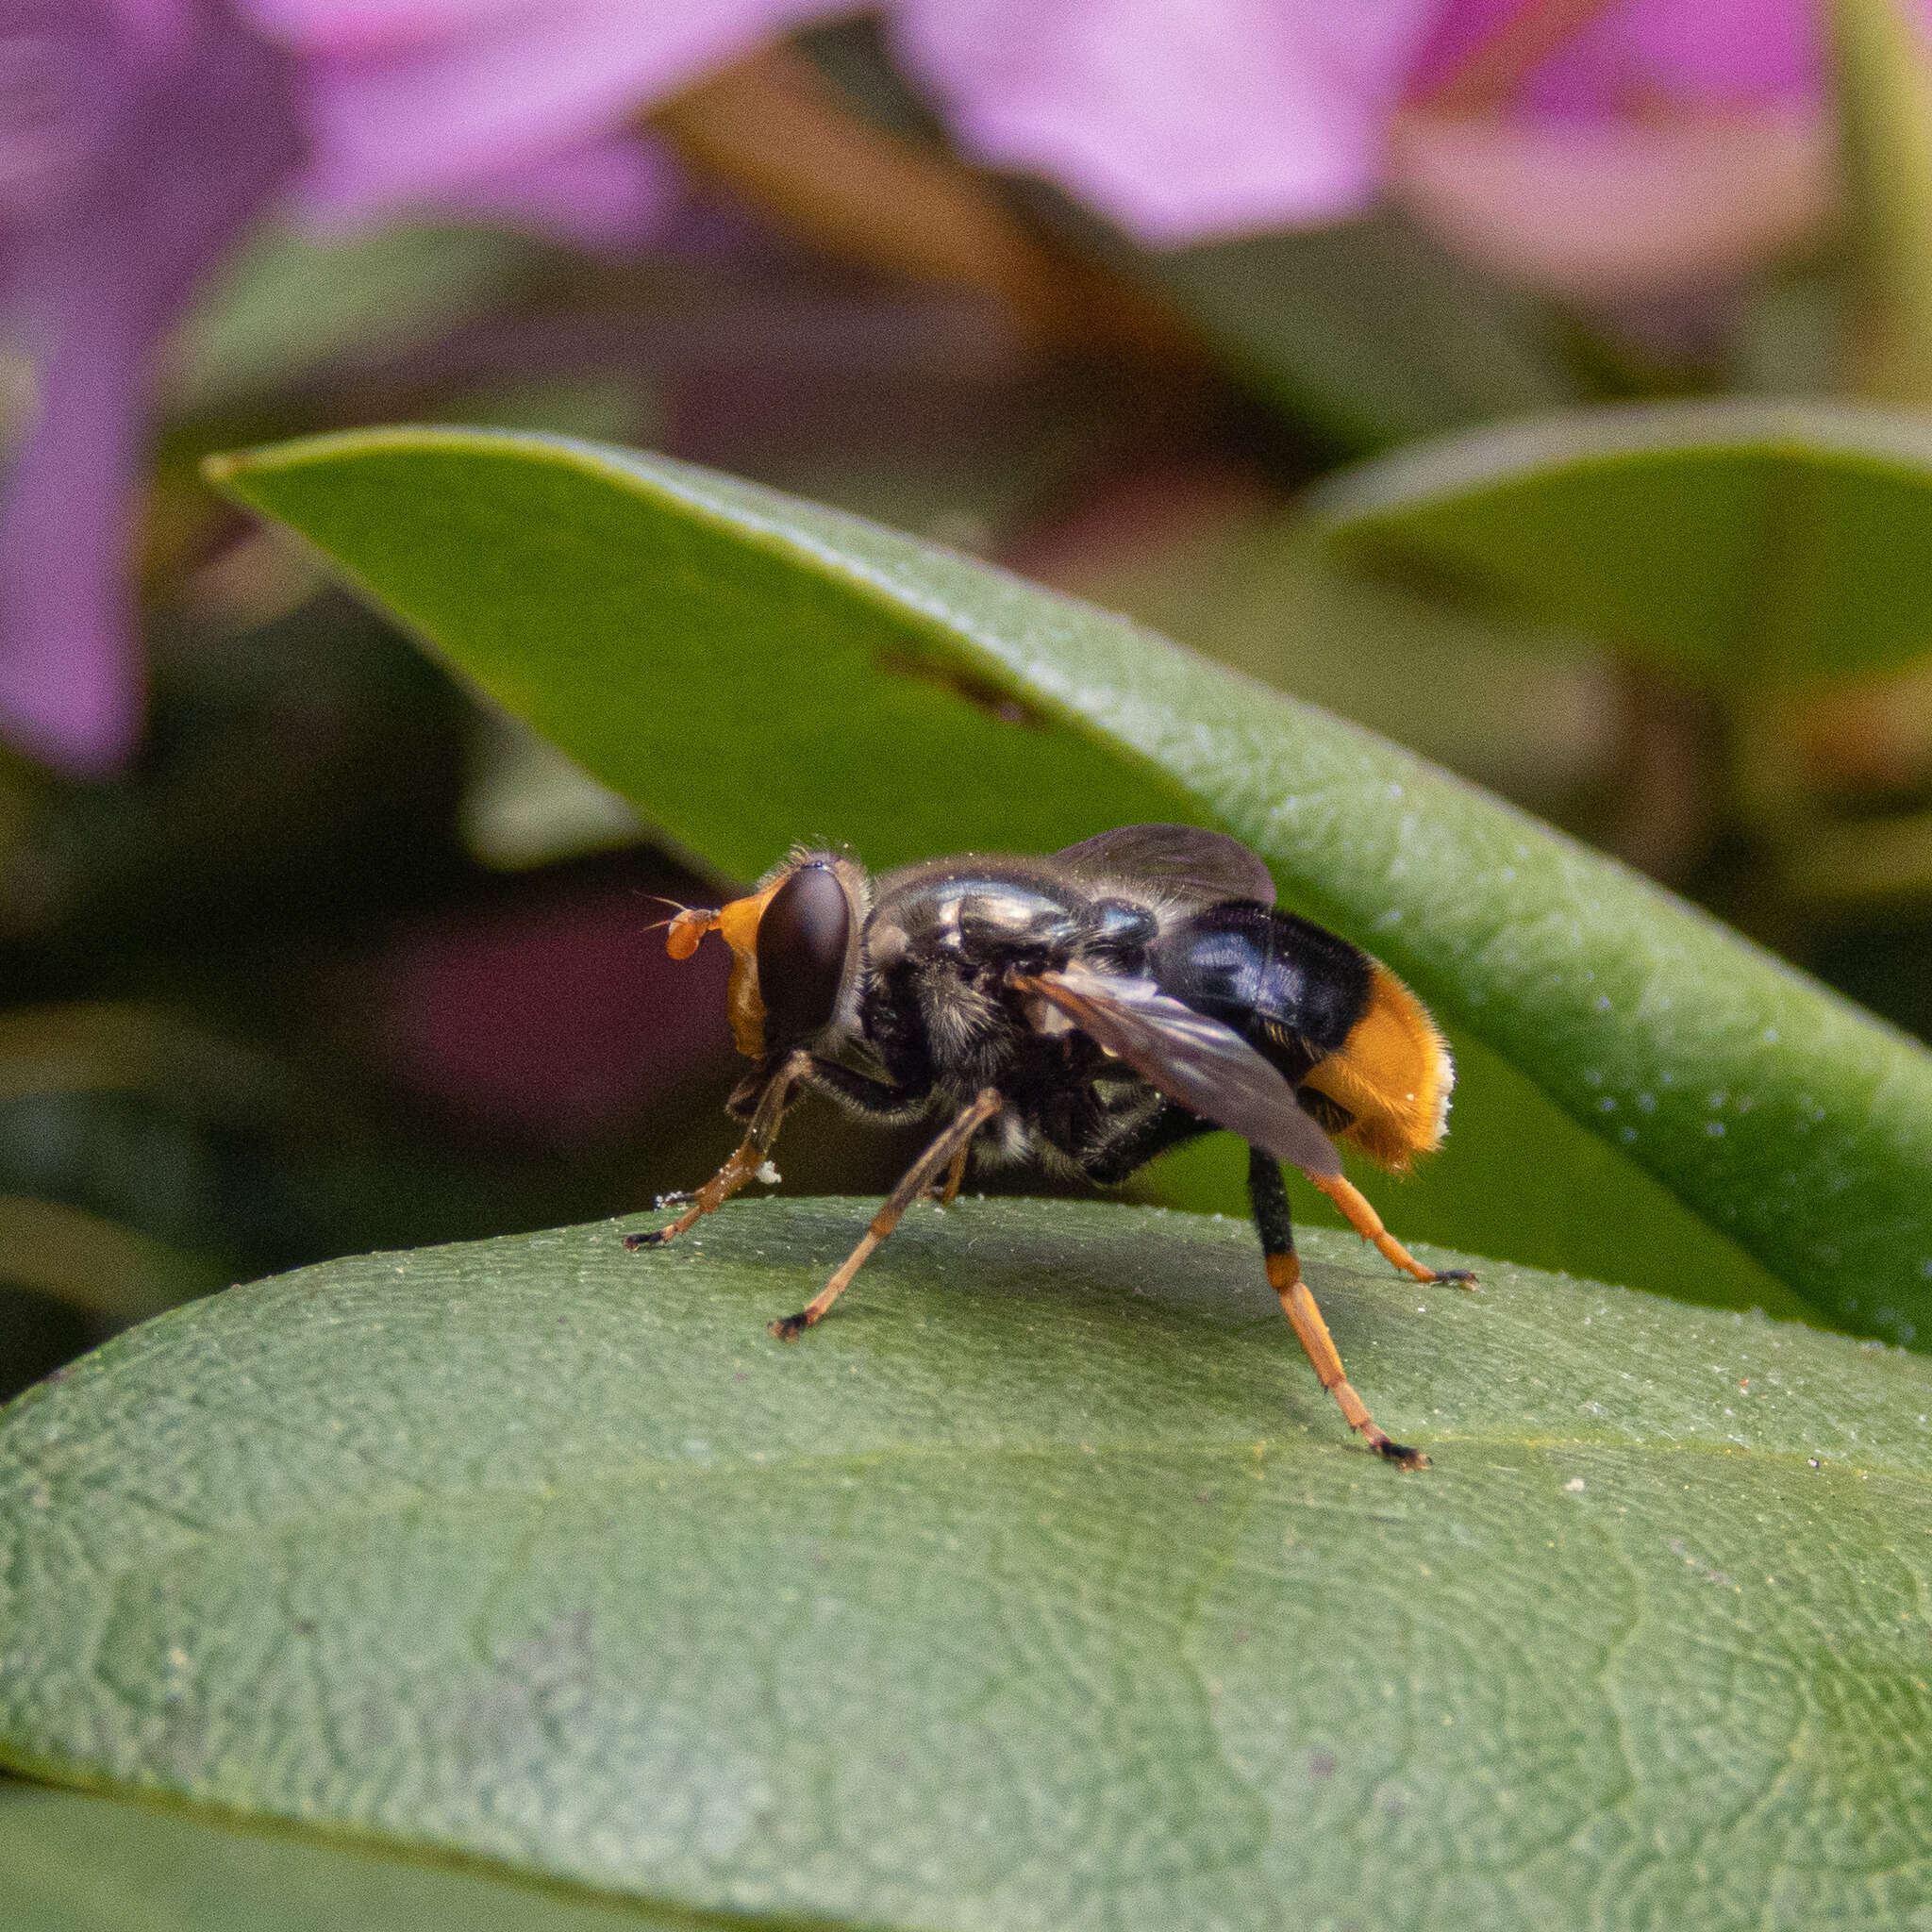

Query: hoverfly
left=627, top=824, right=1474, bottom=1467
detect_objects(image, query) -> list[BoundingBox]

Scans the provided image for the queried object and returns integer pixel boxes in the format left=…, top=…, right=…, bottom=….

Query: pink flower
left=1391, top=0, right=1845, bottom=300
left=241, top=0, right=828, bottom=244
left=249, top=0, right=1874, bottom=271
left=251, top=0, right=1874, bottom=265
left=2, top=0, right=1910, bottom=774
left=889, top=0, right=1856, bottom=291
left=0, top=0, right=301, bottom=774
left=895, top=0, right=1445, bottom=246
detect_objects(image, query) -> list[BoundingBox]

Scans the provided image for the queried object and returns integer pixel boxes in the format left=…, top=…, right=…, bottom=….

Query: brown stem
left=650, top=42, right=1197, bottom=368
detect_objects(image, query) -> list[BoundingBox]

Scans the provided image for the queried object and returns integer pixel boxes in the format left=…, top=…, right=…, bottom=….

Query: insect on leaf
left=205, top=427, right=1932, bottom=1341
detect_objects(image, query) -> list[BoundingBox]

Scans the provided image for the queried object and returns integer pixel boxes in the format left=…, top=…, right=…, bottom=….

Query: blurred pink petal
left=101, top=0, right=193, bottom=56
left=1388, top=0, right=1922, bottom=301
left=240, top=0, right=528, bottom=56
left=248, top=0, right=840, bottom=223
left=1391, top=101, right=1836, bottom=299
left=412, top=130, right=674, bottom=250
left=365, top=877, right=732, bottom=1143
left=892, top=0, right=1443, bottom=246
left=1516, top=0, right=1819, bottom=115
left=0, top=0, right=300, bottom=774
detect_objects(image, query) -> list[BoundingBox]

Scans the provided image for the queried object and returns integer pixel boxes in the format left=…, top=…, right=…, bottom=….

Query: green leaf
left=202, top=426, right=1932, bottom=1339
left=1146, top=214, right=1581, bottom=457
left=7, top=1203, right=1932, bottom=1926
left=0, top=1196, right=224, bottom=1327
left=166, top=225, right=551, bottom=416
left=0, top=1777, right=683, bottom=1930
left=1307, top=397, right=1932, bottom=691
left=1010, top=491, right=1609, bottom=809
left=204, top=433, right=1197, bottom=884
left=1831, top=0, right=1932, bottom=403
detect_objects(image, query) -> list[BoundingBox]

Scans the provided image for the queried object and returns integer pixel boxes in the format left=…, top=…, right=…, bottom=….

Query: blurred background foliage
left=11, top=1, right=1932, bottom=1400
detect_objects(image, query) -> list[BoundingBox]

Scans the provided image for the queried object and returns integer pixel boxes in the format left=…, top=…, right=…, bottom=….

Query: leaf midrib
left=11, top=1434, right=1928, bottom=1579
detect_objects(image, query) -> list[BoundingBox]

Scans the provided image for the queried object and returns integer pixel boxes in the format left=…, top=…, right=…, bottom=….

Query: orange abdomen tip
left=1300, top=962, right=1454, bottom=1171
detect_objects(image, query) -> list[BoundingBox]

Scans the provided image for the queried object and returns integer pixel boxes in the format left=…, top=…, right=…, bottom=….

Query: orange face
left=663, top=880, right=786, bottom=1058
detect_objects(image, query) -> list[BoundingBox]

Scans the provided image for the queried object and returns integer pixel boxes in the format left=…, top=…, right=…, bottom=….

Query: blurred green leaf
left=1781, top=805, right=1932, bottom=905
left=165, top=225, right=550, bottom=415
left=0, top=1777, right=685, bottom=1929
left=0, top=1003, right=275, bottom=1108
left=1308, top=398, right=1932, bottom=691
left=7, top=1203, right=1932, bottom=1926
left=1729, top=266, right=1850, bottom=397
left=212, top=433, right=1187, bottom=877
left=0, top=1005, right=166, bottom=1104
left=0, top=1195, right=224, bottom=1326
left=205, top=427, right=1932, bottom=1340
left=1020, top=482, right=1610, bottom=808
left=1832, top=0, right=1932, bottom=402
left=1146, top=213, right=1581, bottom=455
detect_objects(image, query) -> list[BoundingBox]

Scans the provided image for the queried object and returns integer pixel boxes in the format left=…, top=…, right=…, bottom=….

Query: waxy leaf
left=205, top=427, right=1932, bottom=1339
left=1307, top=398, right=1932, bottom=691
left=5, top=1202, right=1932, bottom=1927
left=169, top=224, right=549, bottom=415
left=1832, top=0, right=1932, bottom=403
left=1150, top=213, right=1580, bottom=456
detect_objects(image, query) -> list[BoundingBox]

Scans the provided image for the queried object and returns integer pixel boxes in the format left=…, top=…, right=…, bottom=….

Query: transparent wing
left=1054, top=824, right=1275, bottom=907
left=1019, top=966, right=1341, bottom=1177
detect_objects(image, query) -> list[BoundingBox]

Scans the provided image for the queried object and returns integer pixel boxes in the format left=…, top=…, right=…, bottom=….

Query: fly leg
left=771, top=1088, right=1002, bottom=1339
left=1305, top=1172, right=1477, bottom=1291
left=927, top=1141, right=972, bottom=1205
left=625, top=1054, right=807, bottom=1250
left=1077, top=1100, right=1216, bottom=1186
left=1250, top=1149, right=1425, bottom=1469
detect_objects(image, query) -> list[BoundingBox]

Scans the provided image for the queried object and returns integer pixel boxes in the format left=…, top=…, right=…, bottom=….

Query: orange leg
left=771, top=1089, right=1001, bottom=1339
left=1267, top=1251, right=1424, bottom=1469
left=927, top=1140, right=972, bottom=1205
left=1307, top=1173, right=1478, bottom=1290
left=1250, top=1150, right=1424, bottom=1466
left=625, top=1055, right=804, bottom=1250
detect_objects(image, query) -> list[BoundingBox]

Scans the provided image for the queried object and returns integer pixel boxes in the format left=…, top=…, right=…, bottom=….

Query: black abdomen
left=1151, top=904, right=1373, bottom=1085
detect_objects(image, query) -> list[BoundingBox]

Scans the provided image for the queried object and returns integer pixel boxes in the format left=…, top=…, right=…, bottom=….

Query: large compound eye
left=756, top=861, right=855, bottom=1052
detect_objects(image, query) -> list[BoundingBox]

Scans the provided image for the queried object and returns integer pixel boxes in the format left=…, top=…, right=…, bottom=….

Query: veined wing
left=1018, top=966, right=1341, bottom=1178
left=1054, top=824, right=1275, bottom=907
